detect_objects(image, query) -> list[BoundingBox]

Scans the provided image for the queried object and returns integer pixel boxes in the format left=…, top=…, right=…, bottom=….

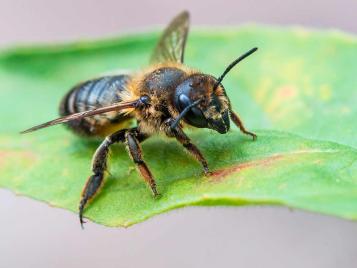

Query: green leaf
left=0, top=26, right=356, bottom=227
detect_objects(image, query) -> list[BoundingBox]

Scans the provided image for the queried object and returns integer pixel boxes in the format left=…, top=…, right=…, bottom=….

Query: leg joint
left=133, top=159, right=144, bottom=165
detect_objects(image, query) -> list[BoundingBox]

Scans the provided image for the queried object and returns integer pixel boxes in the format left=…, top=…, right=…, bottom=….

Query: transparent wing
left=150, top=11, right=190, bottom=64
left=21, top=100, right=139, bottom=134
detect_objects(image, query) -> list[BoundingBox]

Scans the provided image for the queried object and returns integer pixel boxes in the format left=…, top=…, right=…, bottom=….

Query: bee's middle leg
left=125, top=130, right=159, bottom=197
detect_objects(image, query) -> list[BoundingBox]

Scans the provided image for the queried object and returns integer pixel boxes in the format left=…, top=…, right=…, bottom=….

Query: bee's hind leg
left=79, top=128, right=157, bottom=228
left=79, top=129, right=127, bottom=228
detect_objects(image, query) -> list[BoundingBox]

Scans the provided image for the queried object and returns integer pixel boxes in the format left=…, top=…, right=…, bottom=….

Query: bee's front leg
left=230, top=110, right=257, bottom=140
left=163, top=118, right=210, bottom=175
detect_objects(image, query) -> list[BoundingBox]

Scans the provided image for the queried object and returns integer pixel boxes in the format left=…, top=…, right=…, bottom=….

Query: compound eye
left=178, top=94, right=191, bottom=110
left=177, top=94, right=208, bottom=128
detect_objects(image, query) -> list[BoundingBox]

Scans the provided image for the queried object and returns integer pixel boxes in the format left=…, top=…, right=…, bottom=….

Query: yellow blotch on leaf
left=319, top=84, right=332, bottom=101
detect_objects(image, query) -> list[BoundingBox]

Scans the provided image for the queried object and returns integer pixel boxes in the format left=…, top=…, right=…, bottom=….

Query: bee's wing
left=21, top=100, right=139, bottom=134
left=150, top=11, right=190, bottom=64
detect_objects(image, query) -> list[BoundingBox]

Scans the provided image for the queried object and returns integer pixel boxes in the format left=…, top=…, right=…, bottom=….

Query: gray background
left=1, top=0, right=357, bottom=267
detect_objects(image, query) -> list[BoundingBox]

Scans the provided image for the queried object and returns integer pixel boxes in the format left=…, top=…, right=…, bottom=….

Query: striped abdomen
left=59, top=74, right=133, bottom=137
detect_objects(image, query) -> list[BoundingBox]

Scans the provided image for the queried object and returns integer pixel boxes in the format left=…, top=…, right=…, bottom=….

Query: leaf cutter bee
left=22, top=11, right=258, bottom=228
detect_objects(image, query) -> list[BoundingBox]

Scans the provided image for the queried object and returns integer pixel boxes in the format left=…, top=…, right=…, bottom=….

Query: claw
left=151, top=185, right=160, bottom=199
left=250, top=132, right=257, bottom=141
left=153, top=192, right=162, bottom=199
left=204, top=170, right=212, bottom=176
left=203, top=166, right=211, bottom=176
left=79, top=198, right=87, bottom=229
left=242, top=131, right=257, bottom=140
left=80, top=216, right=86, bottom=230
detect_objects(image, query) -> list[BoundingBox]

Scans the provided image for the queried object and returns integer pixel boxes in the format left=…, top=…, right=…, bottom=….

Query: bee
left=22, top=11, right=258, bottom=227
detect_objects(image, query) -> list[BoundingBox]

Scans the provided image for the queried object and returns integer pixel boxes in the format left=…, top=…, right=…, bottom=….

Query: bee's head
left=173, top=47, right=258, bottom=134
left=174, top=74, right=230, bottom=133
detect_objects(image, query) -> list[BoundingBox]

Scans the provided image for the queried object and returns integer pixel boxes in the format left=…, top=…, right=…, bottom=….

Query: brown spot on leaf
left=209, top=155, right=283, bottom=183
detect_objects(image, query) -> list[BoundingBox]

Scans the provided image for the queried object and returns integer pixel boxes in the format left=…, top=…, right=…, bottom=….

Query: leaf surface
left=0, top=26, right=356, bottom=226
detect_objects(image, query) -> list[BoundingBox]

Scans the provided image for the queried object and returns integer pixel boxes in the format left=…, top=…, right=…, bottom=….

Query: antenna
left=213, top=47, right=258, bottom=90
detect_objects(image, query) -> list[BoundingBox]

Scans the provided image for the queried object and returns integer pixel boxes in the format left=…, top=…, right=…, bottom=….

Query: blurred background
left=1, top=0, right=357, bottom=47
left=1, top=0, right=357, bottom=267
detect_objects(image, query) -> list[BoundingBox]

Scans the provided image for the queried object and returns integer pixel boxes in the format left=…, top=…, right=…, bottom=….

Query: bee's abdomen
left=60, top=74, right=132, bottom=137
